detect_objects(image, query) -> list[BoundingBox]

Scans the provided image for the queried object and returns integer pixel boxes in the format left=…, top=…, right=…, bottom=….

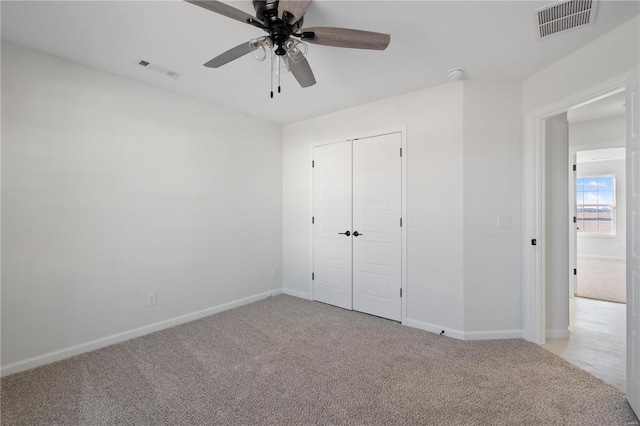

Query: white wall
left=545, top=113, right=569, bottom=338
left=462, top=81, right=522, bottom=336
left=283, top=83, right=466, bottom=335
left=283, top=80, right=524, bottom=338
left=570, top=115, right=626, bottom=150
left=1, top=42, right=283, bottom=370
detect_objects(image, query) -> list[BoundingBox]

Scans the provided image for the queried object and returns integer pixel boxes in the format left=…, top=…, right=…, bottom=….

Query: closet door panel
left=312, top=141, right=353, bottom=310
left=352, top=133, right=402, bottom=321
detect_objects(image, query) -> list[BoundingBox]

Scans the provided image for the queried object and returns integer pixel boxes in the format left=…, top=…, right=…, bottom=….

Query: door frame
left=569, top=150, right=577, bottom=299
left=309, top=126, right=407, bottom=323
left=523, top=73, right=629, bottom=344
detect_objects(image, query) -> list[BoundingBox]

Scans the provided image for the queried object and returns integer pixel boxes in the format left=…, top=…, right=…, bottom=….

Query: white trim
left=282, top=288, right=312, bottom=300
left=546, top=328, right=571, bottom=339
left=522, top=114, right=546, bottom=344
left=523, top=72, right=629, bottom=345
left=570, top=141, right=626, bottom=152
left=569, top=150, right=577, bottom=298
left=404, top=318, right=465, bottom=341
left=463, top=329, right=524, bottom=340
left=577, top=254, right=626, bottom=261
left=400, top=126, right=408, bottom=325
left=0, top=288, right=283, bottom=377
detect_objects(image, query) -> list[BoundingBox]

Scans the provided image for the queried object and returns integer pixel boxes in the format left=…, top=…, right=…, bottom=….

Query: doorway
left=543, top=93, right=627, bottom=390
left=573, top=147, right=626, bottom=304
left=312, top=132, right=404, bottom=321
left=525, top=70, right=639, bottom=415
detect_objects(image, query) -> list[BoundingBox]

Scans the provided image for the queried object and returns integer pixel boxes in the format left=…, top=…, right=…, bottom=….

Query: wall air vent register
left=137, top=59, right=181, bottom=79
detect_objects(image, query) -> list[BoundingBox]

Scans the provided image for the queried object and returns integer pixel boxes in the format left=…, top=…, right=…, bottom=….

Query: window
left=576, top=176, right=615, bottom=234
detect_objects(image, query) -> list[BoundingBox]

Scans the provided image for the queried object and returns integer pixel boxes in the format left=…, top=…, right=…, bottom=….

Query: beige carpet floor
left=577, top=257, right=626, bottom=303
left=1, top=295, right=637, bottom=425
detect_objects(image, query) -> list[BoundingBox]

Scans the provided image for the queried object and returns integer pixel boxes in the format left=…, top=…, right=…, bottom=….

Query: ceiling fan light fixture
left=249, top=37, right=272, bottom=61
left=285, top=39, right=308, bottom=63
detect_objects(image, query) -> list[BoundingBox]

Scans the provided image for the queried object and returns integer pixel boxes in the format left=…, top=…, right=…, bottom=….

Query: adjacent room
left=1, top=0, right=639, bottom=424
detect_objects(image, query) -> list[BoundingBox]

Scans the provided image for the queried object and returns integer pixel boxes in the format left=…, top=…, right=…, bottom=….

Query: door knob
left=338, top=231, right=351, bottom=236
left=353, top=231, right=362, bottom=237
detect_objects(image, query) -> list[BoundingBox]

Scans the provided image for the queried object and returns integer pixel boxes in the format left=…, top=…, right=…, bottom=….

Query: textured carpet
left=577, top=257, right=626, bottom=303
left=1, top=295, right=637, bottom=425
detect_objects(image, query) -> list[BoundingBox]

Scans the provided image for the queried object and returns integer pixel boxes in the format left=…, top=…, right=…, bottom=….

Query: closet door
left=352, top=133, right=402, bottom=321
left=312, top=141, right=353, bottom=310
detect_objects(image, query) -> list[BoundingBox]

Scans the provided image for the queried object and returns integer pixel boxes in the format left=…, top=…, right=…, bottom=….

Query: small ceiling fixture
left=448, top=68, right=464, bottom=81
left=185, top=0, right=391, bottom=98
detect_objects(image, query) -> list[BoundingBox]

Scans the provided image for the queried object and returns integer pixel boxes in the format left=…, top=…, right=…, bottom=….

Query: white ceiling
left=2, top=1, right=639, bottom=125
left=567, top=90, right=626, bottom=123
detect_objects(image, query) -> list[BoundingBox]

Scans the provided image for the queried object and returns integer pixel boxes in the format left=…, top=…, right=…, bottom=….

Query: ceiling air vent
left=137, top=59, right=181, bottom=80
left=535, top=0, right=598, bottom=39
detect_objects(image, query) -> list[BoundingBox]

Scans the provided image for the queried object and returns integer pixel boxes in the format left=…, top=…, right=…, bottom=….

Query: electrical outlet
left=272, top=267, right=279, bottom=278
left=498, top=215, right=511, bottom=229
left=147, top=292, right=157, bottom=307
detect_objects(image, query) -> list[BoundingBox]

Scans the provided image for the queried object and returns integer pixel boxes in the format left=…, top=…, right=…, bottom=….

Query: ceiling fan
left=185, top=0, right=391, bottom=97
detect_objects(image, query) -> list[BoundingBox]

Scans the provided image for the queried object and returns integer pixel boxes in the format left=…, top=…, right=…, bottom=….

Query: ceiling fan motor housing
left=253, top=0, right=304, bottom=55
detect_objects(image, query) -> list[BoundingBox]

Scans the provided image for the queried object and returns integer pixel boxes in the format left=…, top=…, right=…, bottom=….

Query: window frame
left=576, top=174, right=616, bottom=236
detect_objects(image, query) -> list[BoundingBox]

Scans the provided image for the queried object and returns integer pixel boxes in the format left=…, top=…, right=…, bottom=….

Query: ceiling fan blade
left=278, top=0, right=312, bottom=23
left=185, top=0, right=264, bottom=26
left=286, top=53, right=316, bottom=88
left=302, top=27, right=390, bottom=50
left=204, top=41, right=253, bottom=68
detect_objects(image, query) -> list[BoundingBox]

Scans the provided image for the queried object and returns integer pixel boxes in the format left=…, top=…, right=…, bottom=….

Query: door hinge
left=312, top=272, right=315, bottom=280
left=312, top=160, right=315, bottom=168
left=573, top=216, right=576, bottom=223
left=312, top=216, right=314, bottom=224
left=400, top=288, right=403, bottom=298
left=574, top=268, right=577, bottom=275
left=572, top=164, right=576, bottom=172
left=531, top=239, right=537, bottom=246
left=400, top=147, right=403, bottom=157
left=400, top=218, right=403, bottom=227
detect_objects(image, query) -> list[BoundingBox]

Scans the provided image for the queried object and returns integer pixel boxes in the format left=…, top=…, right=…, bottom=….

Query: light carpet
left=1, top=295, right=637, bottom=425
left=577, top=257, right=626, bottom=304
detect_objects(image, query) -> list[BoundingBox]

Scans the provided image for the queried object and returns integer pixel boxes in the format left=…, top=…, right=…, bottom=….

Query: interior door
left=627, top=66, right=640, bottom=417
left=352, top=133, right=402, bottom=321
left=313, top=141, right=353, bottom=310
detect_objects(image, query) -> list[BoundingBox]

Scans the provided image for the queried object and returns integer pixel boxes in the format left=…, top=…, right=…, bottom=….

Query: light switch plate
left=498, top=215, right=511, bottom=229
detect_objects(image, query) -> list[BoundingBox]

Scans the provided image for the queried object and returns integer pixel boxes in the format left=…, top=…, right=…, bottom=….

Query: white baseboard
left=282, top=288, right=312, bottom=300
left=1, top=288, right=283, bottom=377
left=404, top=318, right=523, bottom=341
left=463, top=329, right=524, bottom=340
left=546, top=328, right=570, bottom=339
left=403, top=318, right=465, bottom=340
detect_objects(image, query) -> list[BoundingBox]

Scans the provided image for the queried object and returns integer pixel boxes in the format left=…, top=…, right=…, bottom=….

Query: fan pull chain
left=270, top=51, right=274, bottom=99
left=277, top=55, right=282, bottom=94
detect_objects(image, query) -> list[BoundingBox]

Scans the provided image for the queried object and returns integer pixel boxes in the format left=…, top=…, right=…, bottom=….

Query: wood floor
left=543, top=297, right=626, bottom=391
